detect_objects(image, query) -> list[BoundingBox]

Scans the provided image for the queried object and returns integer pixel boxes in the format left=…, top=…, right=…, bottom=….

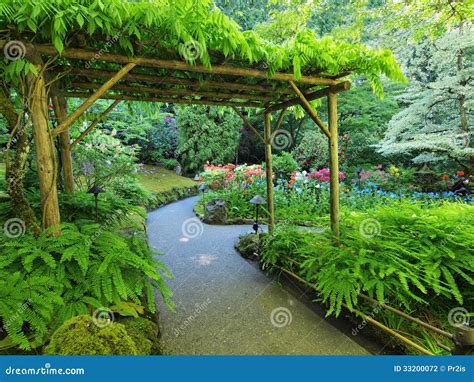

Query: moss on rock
left=121, top=317, right=160, bottom=355
left=44, top=315, right=138, bottom=355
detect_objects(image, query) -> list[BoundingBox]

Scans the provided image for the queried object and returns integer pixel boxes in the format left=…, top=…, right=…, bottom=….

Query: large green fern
left=0, top=223, right=173, bottom=350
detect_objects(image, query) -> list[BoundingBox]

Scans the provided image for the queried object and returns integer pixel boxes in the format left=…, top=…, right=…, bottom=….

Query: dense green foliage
left=176, top=106, right=241, bottom=172
left=0, top=223, right=173, bottom=350
left=262, top=202, right=474, bottom=352
left=0, top=0, right=405, bottom=94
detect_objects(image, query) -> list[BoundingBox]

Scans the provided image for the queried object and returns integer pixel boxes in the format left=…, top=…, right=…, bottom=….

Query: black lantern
left=249, top=195, right=265, bottom=234
left=198, top=184, right=208, bottom=193
left=88, top=185, right=105, bottom=222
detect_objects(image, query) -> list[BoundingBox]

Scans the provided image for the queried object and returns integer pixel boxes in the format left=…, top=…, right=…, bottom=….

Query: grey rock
left=203, top=199, right=228, bottom=224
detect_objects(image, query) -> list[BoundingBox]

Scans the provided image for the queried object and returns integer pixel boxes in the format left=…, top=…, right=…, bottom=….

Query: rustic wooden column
left=70, top=100, right=121, bottom=149
left=328, top=92, right=340, bottom=237
left=264, top=112, right=275, bottom=231
left=27, top=58, right=61, bottom=231
left=53, top=95, right=74, bottom=194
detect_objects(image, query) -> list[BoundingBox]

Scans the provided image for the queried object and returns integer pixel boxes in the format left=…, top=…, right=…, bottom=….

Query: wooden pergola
left=19, top=42, right=351, bottom=236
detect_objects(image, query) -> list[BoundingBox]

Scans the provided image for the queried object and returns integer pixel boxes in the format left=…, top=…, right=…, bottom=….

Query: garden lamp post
left=88, top=185, right=105, bottom=222
left=198, top=184, right=208, bottom=194
left=249, top=195, right=265, bottom=234
left=356, top=168, right=362, bottom=188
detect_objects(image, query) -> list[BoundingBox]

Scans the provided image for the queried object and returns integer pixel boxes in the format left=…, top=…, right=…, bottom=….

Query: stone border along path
left=147, top=196, right=382, bottom=355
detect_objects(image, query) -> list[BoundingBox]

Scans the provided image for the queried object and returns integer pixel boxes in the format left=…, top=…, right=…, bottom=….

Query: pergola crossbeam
left=55, top=67, right=297, bottom=95
left=266, top=81, right=351, bottom=113
left=70, top=81, right=275, bottom=102
left=35, top=45, right=341, bottom=86
left=63, top=92, right=264, bottom=108
left=232, top=107, right=265, bottom=144
left=70, top=100, right=121, bottom=149
left=52, top=63, right=136, bottom=137
left=289, top=81, right=331, bottom=139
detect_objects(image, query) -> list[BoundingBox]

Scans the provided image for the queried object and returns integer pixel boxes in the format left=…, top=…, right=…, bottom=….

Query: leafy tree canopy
left=0, top=0, right=405, bottom=95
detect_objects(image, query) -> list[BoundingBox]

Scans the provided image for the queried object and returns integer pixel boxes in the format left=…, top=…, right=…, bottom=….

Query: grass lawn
left=138, top=165, right=196, bottom=193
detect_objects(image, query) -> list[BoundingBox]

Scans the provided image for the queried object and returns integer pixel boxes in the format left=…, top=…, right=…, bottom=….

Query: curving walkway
left=147, top=197, right=376, bottom=355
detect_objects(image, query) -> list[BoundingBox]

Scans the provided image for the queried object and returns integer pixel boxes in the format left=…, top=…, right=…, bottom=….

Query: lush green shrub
left=0, top=223, right=173, bottom=350
left=272, top=152, right=299, bottom=181
left=44, top=315, right=138, bottom=355
left=73, top=129, right=139, bottom=192
left=292, top=130, right=328, bottom=171
left=263, top=202, right=474, bottom=317
left=176, top=106, right=241, bottom=173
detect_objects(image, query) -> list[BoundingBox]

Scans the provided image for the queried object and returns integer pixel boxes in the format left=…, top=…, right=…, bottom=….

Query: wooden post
left=53, top=95, right=74, bottom=194
left=70, top=100, right=121, bottom=149
left=264, top=112, right=275, bottom=231
left=328, top=92, right=340, bottom=237
left=27, top=61, right=61, bottom=231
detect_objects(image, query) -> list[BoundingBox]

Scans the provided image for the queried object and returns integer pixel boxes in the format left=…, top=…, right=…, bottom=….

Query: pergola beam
left=273, top=107, right=287, bottom=131
left=266, top=81, right=351, bottom=113
left=289, top=81, right=331, bottom=139
left=63, top=92, right=264, bottom=108
left=35, top=45, right=341, bottom=86
left=70, top=81, right=274, bottom=102
left=232, top=107, right=265, bottom=144
left=55, top=67, right=296, bottom=95
left=52, top=62, right=136, bottom=137
left=70, top=100, right=121, bottom=149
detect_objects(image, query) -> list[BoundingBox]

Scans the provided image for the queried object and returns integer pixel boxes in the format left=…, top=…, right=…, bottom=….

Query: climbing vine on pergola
left=0, top=0, right=406, bottom=236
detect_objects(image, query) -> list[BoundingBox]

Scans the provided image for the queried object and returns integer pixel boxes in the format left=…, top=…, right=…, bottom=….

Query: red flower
left=441, top=174, right=449, bottom=181
left=456, top=170, right=465, bottom=176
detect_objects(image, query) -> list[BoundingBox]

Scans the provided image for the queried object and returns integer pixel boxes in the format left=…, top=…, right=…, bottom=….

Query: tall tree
left=377, top=30, right=473, bottom=170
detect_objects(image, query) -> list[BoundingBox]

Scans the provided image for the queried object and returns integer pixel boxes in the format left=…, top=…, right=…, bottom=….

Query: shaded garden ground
left=147, top=197, right=381, bottom=355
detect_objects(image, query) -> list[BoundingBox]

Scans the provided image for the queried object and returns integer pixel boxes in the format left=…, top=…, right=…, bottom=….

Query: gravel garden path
left=147, top=196, right=378, bottom=355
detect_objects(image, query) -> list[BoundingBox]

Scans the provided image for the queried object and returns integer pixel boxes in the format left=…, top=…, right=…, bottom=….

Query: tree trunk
left=26, top=53, right=61, bottom=232
left=0, top=89, right=40, bottom=234
left=264, top=113, right=275, bottom=231
left=328, top=92, right=340, bottom=237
